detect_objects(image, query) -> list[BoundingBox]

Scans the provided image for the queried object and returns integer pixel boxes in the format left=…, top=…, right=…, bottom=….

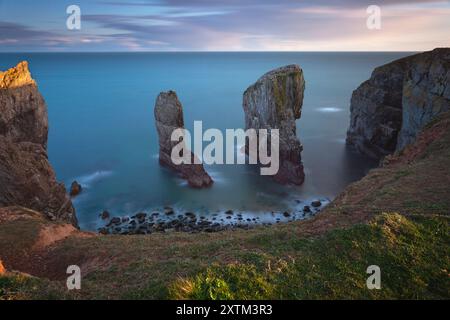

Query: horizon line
left=0, top=50, right=424, bottom=54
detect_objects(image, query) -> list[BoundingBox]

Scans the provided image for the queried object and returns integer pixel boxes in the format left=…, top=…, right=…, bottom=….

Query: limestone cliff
left=154, top=91, right=213, bottom=188
left=0, top=62, right=77, bottom=226
left=243, top=65, right=305, bottom=185
left=0, top=61, right=48, bottom=147
left=347, top=48, right=450, bottom=159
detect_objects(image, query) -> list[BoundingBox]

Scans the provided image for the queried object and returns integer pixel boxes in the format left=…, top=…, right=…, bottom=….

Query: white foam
left=316, top=107, right=342, bottom=113
left=208, top=170, right=226, bottom=184
left=74, top=170, right=113, bottom=188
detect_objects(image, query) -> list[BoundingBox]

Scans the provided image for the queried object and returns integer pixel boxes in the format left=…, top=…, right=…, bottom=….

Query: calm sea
left=0, top=52, right=413, bottom=230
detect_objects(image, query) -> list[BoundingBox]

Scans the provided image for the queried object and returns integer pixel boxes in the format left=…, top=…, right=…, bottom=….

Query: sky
left=0, top=0, right=449, bottom=52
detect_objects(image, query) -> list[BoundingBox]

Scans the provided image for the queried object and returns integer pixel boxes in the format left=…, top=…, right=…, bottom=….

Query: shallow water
left=0, top=52, right=413, bottom=230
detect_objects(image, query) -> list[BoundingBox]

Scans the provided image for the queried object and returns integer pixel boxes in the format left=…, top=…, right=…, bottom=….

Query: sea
left=0, top=52, right=413, bottom=230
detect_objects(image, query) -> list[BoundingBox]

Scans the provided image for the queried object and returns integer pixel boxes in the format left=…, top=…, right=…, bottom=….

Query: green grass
left=169, top=213, right=450, bottom=300
left=0, top=273, right=66, bottom=300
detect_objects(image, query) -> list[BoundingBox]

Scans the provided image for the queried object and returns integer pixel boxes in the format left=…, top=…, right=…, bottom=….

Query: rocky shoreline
left=1, top=49, right=447, bottom=237
left=98, top=199, right=328, bottom=235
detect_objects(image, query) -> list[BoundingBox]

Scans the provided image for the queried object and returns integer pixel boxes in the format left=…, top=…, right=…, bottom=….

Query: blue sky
left=0, top=0, right=449, bottom=51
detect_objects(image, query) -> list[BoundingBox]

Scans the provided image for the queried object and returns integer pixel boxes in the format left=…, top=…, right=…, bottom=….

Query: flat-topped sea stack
left=347, top=48, right=450, bottom=159
left=243, top=65, right=305, bottom=185
left=154, top=91, right=213, bottom=188
left=0, top=61, right=77, bottom=226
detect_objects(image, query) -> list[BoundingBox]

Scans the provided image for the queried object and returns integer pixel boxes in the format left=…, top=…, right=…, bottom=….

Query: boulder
left=0, top=62, right=77, bottom=226
left=311, top=200, right=322, bottom=208
left=100, top=210, right=110, bottom=220
left=154, top=91, right=213, bottom=188
left=347, top=48, right=450, bottom=159
left=69, top=181, right=82, bottom=197
left=243, top=65, right=305, bottom=185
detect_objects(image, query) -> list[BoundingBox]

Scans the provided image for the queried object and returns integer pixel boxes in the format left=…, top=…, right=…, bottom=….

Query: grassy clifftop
left=1, top=113, right=450, bottom=300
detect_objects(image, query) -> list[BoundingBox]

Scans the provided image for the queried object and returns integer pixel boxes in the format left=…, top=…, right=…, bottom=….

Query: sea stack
left=0, top=61, right=77, bottom=226
left=154, top=90, right=213, bottom=188
left=243, top=65, right=305, bottom=185
left=347, top=48, right=450, bottom=159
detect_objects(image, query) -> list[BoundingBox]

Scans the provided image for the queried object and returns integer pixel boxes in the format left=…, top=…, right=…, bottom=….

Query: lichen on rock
left=243, top=65, right=305, bottom=185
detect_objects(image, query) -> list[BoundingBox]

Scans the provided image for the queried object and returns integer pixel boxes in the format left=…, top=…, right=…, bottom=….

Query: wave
left=207, top=170, right=227, bottom=184
left=316, top=107, right=342, bottom=113
left=73, top=170, right=113, bottom=188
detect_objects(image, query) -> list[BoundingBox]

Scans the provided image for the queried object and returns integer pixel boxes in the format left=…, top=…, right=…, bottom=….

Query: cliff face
left=0, top=61, right=48, bottom=147
left=398, top=49, right=450, bottom=149
left=154, top=91, right=213, bottom=188
left=243, top=65, right=305, bottom=185
left=0, top=62, right=77, bottom=226
left=347, top=48, right=450, bottom=159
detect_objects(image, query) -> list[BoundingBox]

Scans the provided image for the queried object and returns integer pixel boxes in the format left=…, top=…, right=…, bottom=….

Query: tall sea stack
left=0, top=61, right=77, bottom=226
left=347, top=48, right=450, bottom=159
left=154, top=90, right=213, bottom=188
left=243, top=65, right=305, bottom=185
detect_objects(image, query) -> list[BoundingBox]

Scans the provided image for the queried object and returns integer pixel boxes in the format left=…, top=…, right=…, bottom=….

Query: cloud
left=0, top=0, right=448, bottom=51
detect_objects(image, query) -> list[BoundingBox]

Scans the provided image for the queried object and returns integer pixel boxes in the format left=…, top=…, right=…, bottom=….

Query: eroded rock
left=154, top=90, right=213, bottom=188
left=243, top=65, right=305, bottom=185
left=347, top=48, right=450, bottom=159
left=0, top=62, right=77, bottom=226
left=0, top=61, right=48, bottom=147
left=70, top=181, right=82, bottom=197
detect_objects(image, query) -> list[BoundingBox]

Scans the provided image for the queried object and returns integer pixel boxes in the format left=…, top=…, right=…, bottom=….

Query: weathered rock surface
left=0, top=61, right=48, bottom=147
left=398, top=49, right=450, bottom=149
left=154, top=90, right=213, bottom=188
left=243, top=65, right=305, bottom=184
left=0, top=62, right=77, bottom=226
left=347, top=48, right=450, bottom=159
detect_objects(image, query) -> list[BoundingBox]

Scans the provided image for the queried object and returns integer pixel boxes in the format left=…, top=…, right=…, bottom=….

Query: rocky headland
left=347, top=48, right=450, bottom=159
left=154, top=91, right=213, bottom=188
left=243, top=65, right=305, bottom=185
left=0, top=62, right=77, bottom=226
left=0, top=52, right=449, bottom=299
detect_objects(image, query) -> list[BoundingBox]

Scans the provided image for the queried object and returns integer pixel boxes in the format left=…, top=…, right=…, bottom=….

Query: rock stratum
left=347, top=48, right=450, bottom=159
left=154, top=90, right=213, bottom=188
left=0, top=62, right=77, bottom=226
left=243, top=65, right=305, bottom=185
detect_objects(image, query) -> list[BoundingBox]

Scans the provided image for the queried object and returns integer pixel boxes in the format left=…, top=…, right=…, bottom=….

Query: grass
left=0, top=273, right=67, bottom=300
left=169, top=213, right=450, bottom=300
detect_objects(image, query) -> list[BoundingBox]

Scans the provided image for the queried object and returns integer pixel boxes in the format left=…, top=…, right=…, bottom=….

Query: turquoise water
left=0, top=52, right=412, bottom=230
